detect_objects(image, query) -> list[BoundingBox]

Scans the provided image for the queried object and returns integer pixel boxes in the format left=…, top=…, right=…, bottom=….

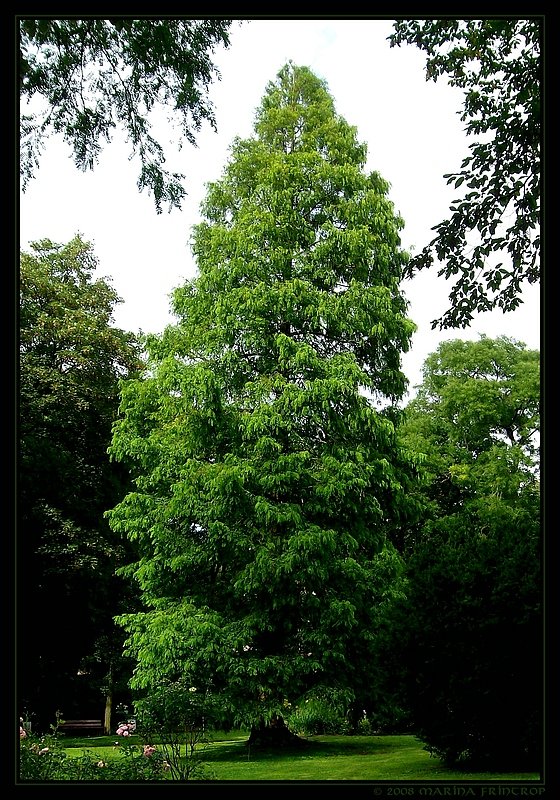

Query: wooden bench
left=58, top=719, right=105, bottom=736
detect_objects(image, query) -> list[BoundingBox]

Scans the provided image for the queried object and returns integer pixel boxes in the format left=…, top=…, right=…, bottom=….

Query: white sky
left=19, top=18, right=541, bottom=399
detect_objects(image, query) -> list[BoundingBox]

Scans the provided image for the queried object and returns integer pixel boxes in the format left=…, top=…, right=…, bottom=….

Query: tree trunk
left=103, top=664, right=113, bottom=735
left=247, top=715, right=308, bottom=748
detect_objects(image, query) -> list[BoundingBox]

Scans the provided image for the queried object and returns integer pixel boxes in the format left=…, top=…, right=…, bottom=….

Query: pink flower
left=143, top=745, right=156, bottom=757
left=116, top=721, right=136, bottom=737
left=38, top=747, right=49, bottom=755
left=20, top=727, right=27, bottom=739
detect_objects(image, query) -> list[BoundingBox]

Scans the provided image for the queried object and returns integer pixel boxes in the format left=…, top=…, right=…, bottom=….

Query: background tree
left=389, top=19, right=540, bottom=329
left=18, top=235, right=143, bottom=729
left=388, top=336, right=541, bottom=769
left=107, top=62, right=420, bottom=743
left=19, top=18, right=234, bottom=212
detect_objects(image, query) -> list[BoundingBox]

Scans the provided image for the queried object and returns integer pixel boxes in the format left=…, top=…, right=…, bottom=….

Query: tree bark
left=103, top=664, right=113, bottom=735
left=247, top=715, right=308, bottom=748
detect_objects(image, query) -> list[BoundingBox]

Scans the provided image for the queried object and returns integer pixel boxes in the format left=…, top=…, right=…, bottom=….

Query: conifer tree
left=108, top=63, right=418, bottom=737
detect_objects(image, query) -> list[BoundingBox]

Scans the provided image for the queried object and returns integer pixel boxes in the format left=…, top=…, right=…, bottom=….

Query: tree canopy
left=107, top=62, right=419, bottom=732
left=389, top=18, right=541, bottom=329
left=391, top=336, right=541, bottom=768
left=403, top=334, right=540, bottom=485
left=19, top=18, right=234, bottom=212
left=18, top=235, right=143, bottom=727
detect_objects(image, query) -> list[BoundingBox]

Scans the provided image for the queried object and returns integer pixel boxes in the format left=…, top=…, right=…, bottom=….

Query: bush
left=133, top=680, right=218, bottom=780
left=18, top=726, right=171, bottom=781
left=19, top=680, right=219, bottom=782
left=287, top=694, right=352, bottom=736
left=394, top=516, right=542, bottom=770
left=356, top=715, right=374, bottom=735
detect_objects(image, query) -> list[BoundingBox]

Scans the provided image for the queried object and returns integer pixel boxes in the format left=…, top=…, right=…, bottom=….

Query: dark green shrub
left=394, top=513, right=542, bottom=770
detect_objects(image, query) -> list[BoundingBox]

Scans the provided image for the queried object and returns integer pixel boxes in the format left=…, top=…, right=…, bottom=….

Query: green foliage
left=397, top=516, right=541, bottom=769
left=108, top=62, right=419, bottom=730
left=391, top=336, right=541, bottom=769
left=286, top=687, right=353, bottom=735
left=402, top=335, right=540, bottom=504
left=19, top=726, right=171, bottom=782
left=133, top=681, right=219, bottom=779
left=389, top=19, right=540, bottom=328
left=19, top=729, right=69, bottom=782
left=19, top=235, right=143, bottom=729
left=19, top=18, right=234, bottom=212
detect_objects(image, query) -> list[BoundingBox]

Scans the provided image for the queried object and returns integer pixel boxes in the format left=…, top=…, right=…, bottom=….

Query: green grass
left=63, top=733, right=541, bottom=782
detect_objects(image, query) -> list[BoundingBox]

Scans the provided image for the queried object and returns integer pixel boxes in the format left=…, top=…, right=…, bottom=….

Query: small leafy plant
left=18, top=716, right=171, bottom=782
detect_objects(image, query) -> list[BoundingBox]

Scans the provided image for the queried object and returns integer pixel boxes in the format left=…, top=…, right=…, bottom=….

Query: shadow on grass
left=202, top=734, right=416, bottom=764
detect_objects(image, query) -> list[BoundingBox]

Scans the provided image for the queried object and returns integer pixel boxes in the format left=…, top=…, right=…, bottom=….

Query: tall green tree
left=19, top=18, right=234, bottom=212
left=389, top=19, right=540, bottom=329
left=402, top=335, right=539, bottom=513
left=18, top=235, right=143, bottom=729
left=390, top=336, right=541, bottom=769
left=107, top=62, right=419, bottom=738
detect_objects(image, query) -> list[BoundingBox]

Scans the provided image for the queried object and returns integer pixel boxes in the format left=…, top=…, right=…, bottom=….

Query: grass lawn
left=63, top=732, right=541, bottom=782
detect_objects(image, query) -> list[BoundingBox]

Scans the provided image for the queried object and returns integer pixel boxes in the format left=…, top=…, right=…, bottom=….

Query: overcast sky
left=19, top=18, right=541, bottom=398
